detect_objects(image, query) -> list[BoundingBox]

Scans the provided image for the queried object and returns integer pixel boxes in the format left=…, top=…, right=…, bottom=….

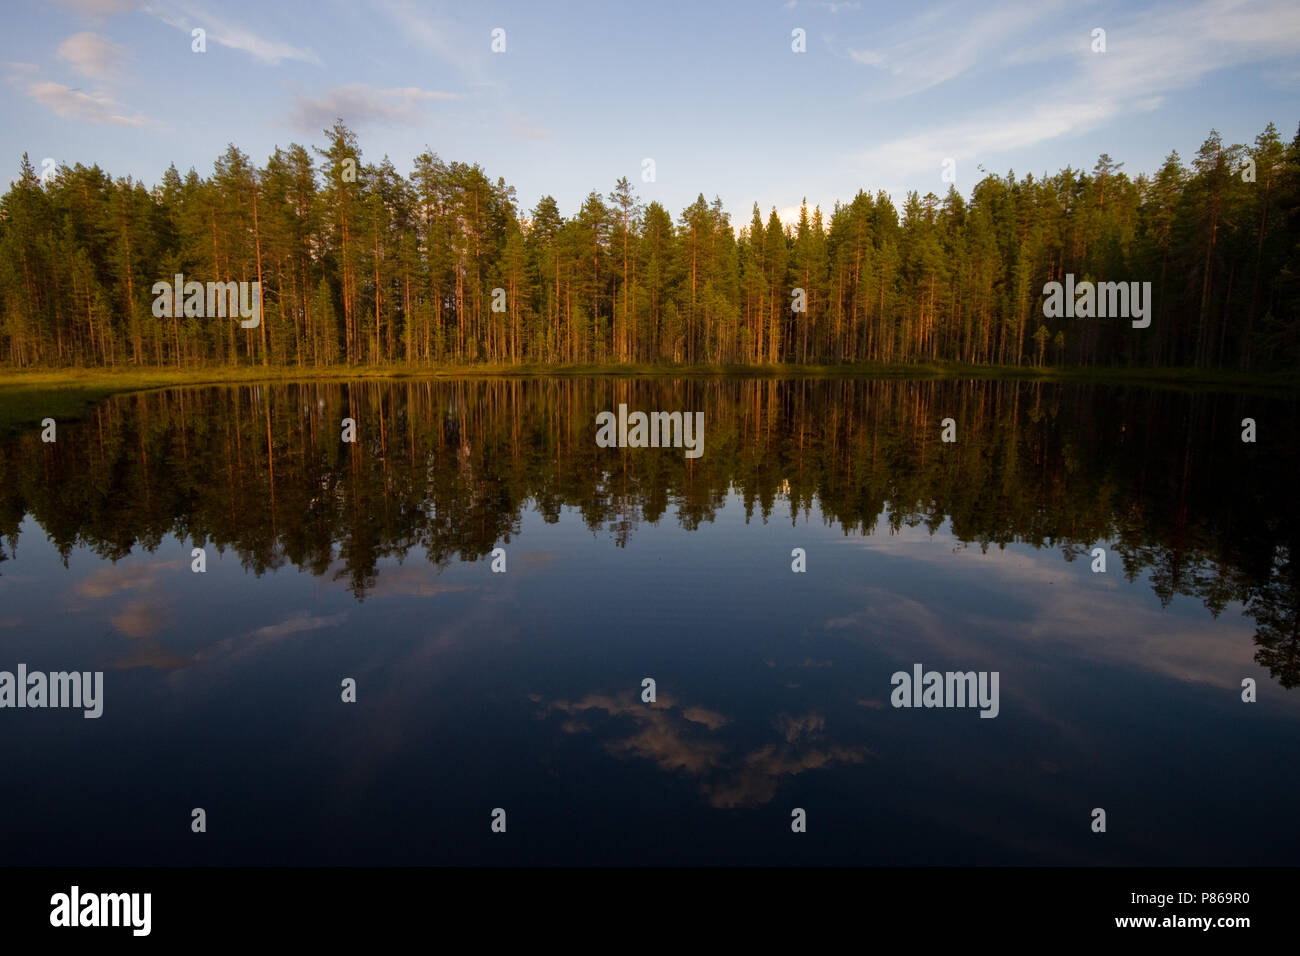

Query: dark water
left=0, top=378, right=1297, bottom=865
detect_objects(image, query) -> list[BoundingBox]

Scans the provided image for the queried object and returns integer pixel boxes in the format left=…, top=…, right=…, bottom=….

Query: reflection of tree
left=1249, top=548, right=1300, bottom=688
left=0, top=378, right=1296, bottom=682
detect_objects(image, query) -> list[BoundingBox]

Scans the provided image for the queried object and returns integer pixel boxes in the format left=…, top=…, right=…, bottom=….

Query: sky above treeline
left=3, top=0, right=1298, bottom=224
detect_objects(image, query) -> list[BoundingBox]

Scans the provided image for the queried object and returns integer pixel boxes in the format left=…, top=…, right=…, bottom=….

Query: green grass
left=0, top=384, right=118, bottom=438
left=0, top=360, right=1295, bottom=436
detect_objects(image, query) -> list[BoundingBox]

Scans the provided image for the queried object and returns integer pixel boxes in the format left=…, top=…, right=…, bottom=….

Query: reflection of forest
left=0, top=379, right=1296, bottom=685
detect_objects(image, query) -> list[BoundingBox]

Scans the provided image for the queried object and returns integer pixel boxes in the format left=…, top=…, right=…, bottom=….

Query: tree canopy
left=2, top=120, right=1297, bottom=370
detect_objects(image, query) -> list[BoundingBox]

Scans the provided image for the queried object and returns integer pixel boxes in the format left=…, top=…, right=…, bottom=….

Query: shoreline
left=1, top=361, right=1295, bottom=437
left=3, top=360, right=1297, bottom=389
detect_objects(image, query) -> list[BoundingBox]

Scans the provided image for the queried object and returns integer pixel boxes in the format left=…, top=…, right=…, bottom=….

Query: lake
left=1, top=377, right=1297, bottom=865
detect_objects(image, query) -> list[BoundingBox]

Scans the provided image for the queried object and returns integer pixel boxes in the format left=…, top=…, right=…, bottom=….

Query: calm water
left=1, top=378, right=1297, bottom=865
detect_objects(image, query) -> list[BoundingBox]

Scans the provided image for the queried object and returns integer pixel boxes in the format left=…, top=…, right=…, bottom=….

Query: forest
left=1, top=120, right=1297, bottom=371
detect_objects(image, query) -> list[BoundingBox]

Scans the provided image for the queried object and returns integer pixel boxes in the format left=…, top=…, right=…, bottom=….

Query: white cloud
left=287, top=83, right=460, bottom=132
left=776, top=205, right=803, bottom=227
left=57, top=31, right=127, bottom=80
left=20, top=79, right=152, bottom=126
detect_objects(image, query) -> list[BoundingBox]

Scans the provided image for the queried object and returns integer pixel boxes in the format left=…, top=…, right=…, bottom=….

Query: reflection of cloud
left=705, top=742, right=868, bottom=809
left=73, top=558, right=184, bottom=666
left=244, top=611, right=347, bottom=643
left=369, top=564, right=473, bottom=598
left=111, top=599, right=172, bottom=638
left=775, top=711, right=824, bottom=742
left=112, top=643, right=190, bottom=670
left=826, top=588, right=975, bottom=660
left=76, top=558, right=175, bottom=598
left=681, top=705, right=728, bottom=729
left=607, top=719, right=726, bottom=775
left=838, top=529, right=1261, bottom=690
left=112, top=609, right=346, bottom=671
left=183, top=611, right=348, bottom=670
left=539, top=693, right=868, bottom=808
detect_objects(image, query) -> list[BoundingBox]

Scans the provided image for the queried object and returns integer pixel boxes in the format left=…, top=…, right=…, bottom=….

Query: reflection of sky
left=832, top=513, right=1265, bottom=690
left=1, top=487, right=1296, bottom=866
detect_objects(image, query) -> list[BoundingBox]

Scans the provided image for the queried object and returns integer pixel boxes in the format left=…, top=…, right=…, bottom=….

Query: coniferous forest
left=2, top=119, right=1298, bottom=372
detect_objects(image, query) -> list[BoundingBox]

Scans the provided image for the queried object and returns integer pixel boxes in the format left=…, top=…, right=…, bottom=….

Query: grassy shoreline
left=3, top=360, right=1297, bottom=386
left=1, top=361, right=1295, bottom=436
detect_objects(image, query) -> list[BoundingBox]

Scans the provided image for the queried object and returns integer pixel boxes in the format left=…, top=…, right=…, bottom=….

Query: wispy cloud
left=855, top=0, right=1300, bottom=183
left=368, top=563, right=473, bottom=598
left=287, top=83, right=460, bottom=132
left=24, top=79, right=137, bottom=126
left=243, top=611, right=347, bottom=643
left=834, top=527, right=1267, bottom=691
left=859, top=100, right=1117, bottom=182
left=52, top=0, right=139, bottom=17
left=847, top=48, right=890, bottom=69
left=511, top=112, right=551, bottom=141
left=142, top=1, right=322, bottom=66
left=846, top=0, right=1058, bottom=99
left=376, top=0, right=492, bottom=85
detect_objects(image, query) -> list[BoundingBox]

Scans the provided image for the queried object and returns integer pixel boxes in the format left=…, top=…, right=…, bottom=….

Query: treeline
left=2, top=120, right=1298, bottom=370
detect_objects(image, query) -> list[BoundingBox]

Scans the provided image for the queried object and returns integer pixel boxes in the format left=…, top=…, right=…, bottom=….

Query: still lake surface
left=1, top=377, right=1297, bottom=865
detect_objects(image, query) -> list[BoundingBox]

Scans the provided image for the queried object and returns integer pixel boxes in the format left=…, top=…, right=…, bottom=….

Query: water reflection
left=0, top=378, right=1296, bottom=864
left=1, top=379, right=1294, bottom=685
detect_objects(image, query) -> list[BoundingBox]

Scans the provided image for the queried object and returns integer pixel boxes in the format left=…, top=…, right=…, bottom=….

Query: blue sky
left=3, top=0, right=1298, bottom=225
